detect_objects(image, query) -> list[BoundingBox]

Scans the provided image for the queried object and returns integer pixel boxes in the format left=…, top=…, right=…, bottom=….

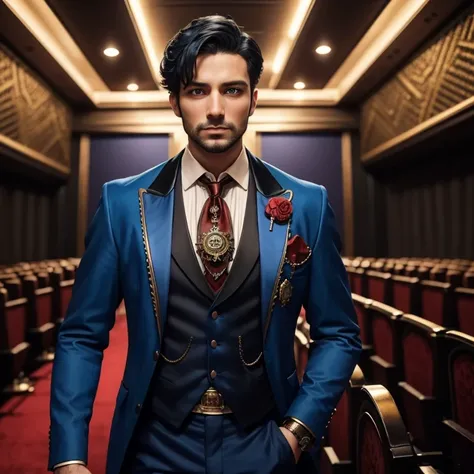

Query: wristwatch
left=281, top=418, right=315, bottom=451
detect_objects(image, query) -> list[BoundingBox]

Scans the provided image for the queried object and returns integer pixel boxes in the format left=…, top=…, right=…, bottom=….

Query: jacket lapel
left=138, top=152, right=183, bottom=345
left=246, top=151, right=291, bottom=344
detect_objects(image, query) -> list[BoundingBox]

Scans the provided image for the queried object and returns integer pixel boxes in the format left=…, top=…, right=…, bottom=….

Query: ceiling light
left=288, top=0, right=312, bottom=40
left=104, top=47, right=120, bottom=57
left=127, top=83, right=139, bottom=91
left=294, top=82, right=306, bottom=90
left=315, top=45, right=331, bottom=55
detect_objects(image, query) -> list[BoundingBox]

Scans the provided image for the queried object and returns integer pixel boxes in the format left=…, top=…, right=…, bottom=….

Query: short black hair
left=160, top=15, right=264, bottom=95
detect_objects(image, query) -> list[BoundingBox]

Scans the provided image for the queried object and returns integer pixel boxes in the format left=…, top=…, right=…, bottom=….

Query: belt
left=191, top=387, right=233, bottom=415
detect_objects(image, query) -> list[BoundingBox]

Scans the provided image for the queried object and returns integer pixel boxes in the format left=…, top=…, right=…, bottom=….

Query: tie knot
left=199, top=175, right=233, bottom=197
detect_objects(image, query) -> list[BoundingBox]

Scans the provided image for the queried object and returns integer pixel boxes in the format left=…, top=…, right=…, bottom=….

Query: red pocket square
left=286, top=235, right=311, bottom=266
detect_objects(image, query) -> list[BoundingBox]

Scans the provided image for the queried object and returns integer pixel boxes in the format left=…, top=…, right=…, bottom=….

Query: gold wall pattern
left=0, top=44, right=71, bottom=168
left=361, top=8, right=474, bottom=157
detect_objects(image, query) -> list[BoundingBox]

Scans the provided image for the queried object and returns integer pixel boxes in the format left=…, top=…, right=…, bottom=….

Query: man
left=49, top=14, right=361, bottom=474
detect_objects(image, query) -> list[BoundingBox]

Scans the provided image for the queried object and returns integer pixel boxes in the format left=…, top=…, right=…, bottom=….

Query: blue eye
left=226, top=88, right=241, bottom=94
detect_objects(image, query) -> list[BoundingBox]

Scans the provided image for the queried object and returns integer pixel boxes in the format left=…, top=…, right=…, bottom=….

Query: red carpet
left=0, top=313, right=128, bottom=473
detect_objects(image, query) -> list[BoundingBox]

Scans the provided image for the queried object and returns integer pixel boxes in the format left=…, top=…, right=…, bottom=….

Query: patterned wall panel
left=361, top=8, right=474, bottom=156
left=0, top=44, right=72, bottom=168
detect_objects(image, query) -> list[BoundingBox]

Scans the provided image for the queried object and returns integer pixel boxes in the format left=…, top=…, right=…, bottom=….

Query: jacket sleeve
left=284, top=186, right=361, bottom=443
left=48, top=183, right=123, bottom=470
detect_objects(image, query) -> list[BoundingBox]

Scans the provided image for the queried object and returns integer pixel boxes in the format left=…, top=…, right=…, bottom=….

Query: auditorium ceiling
left=0, top=0, right=471, bottom=109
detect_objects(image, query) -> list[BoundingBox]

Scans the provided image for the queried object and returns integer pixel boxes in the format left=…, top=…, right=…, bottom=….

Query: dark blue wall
left=261, top=132, right=344, bottom=243
left=88, top=134, right=169, bottom=224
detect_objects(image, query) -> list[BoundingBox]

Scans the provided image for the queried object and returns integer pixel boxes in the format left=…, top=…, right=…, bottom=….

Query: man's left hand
left=280, top=426, right=301, bottom=463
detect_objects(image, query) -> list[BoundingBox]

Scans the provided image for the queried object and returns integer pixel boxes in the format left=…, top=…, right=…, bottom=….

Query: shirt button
left=211, top=311, right=219, bottom=319
left=210, top=340, right=217, bottom=349
left=210, top=370, right=217, bottom=379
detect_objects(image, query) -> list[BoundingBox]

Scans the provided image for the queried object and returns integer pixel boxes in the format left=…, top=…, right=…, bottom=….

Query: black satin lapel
left=246, top=149, right=284, bottom=197
left=171, top=172, right=214, bottom=301
left=213, top=173, right=259, bottom=307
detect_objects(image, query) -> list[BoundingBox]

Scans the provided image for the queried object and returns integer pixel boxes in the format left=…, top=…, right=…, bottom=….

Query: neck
left=188, top=139, right=243, bottom=179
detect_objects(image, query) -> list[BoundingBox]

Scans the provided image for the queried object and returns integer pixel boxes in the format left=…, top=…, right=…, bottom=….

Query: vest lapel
left=172, top=172, right=214, bottom=301
left=213, top=172, right=258, bottom=307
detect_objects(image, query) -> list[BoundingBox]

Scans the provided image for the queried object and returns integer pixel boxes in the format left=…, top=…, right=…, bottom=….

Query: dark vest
left=149, top=169, right=276, bottom=429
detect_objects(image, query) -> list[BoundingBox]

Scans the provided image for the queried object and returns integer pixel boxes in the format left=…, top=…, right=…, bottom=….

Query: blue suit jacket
left=48, top=149, right=361, bottom=473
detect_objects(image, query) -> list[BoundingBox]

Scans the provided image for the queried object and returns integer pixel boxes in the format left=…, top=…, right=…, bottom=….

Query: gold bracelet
left=282, top=418, right=315, bottom=451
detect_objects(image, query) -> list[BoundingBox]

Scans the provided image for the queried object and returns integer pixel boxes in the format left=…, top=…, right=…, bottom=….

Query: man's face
left=170, top=53, right=258, bottom=153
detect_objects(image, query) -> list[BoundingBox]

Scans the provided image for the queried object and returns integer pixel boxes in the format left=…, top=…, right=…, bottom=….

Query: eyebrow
left=187, top=80, right=249, bottom=88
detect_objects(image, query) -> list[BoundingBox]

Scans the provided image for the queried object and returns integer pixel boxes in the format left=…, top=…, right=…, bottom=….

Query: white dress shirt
left=181, top=146, right=249, bottom=272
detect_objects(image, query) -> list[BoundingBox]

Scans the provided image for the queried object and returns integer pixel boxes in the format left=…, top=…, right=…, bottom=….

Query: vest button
left=135, top=403, right=142, bottom=414
left=210, top=340, right=217, bottom=349
left=210, top=370, right=217, bottom=379
left=153, top=351, right=160, bottom=361
left=211, top=311, right=219, bottom=319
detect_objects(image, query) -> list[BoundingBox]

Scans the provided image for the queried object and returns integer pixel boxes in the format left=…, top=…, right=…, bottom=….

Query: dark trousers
left=122, top=409, right=300, bottom=474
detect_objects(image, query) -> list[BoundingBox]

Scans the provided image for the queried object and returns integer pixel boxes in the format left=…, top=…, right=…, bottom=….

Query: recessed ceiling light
left=294, top=82, right=305, bottom=90
left=315, top=45, right=331, bottom=55
left=104, top=47, right=120, bottom=57
left=127, top=83, right=139, bottom=91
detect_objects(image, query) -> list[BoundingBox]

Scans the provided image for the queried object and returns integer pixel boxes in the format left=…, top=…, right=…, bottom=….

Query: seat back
left=440, top=330, right=474, bottom=474
left=420, top=280, right=455, bottom=327
left=396, top=314, right=445, bottom=451
left=367, top=271, right=392, bottom=306
left=391, top=276, right=420, bottom=315
left=454, top=288, right=474, bottom=337
left=352, top=294, right=373, bottom=346
left=348, top=268, right=366, bottom=296
left=356, top=385, right=417, bottom=474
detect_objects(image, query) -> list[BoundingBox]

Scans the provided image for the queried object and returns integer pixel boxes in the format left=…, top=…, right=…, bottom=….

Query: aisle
left=0, top=314, right=128, bottom=473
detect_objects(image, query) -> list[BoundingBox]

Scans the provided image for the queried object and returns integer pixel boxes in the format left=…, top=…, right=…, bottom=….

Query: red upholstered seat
left=455, top=288, right=474, bottom=337
left=352, top=294, right=373, bottom=380
left=441, top=330, right=474, bottom=474
left=392, top=275, right=421, bottom=315
left=368, top=301, right=403, bottom=396
left=356, top=385, right=417, bottom=474
left=420, top=280, right=455, bottom=327
left=396, top=314, right=445, bottom=452
left=366, top=270, right=392, bottom=306
left=320, top=365, right=366, bottom=474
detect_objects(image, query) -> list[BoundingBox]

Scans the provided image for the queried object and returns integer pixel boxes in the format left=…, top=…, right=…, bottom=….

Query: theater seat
left=368, top=301, right=403, bottom=397
left=391, top=275, right=421, bottom=315
left=356, top=385, right=417, bottom=473
left=320, top=365, right=365, bottom=474
left=366, top=271, right=392, bottom=306
left=454, top=288, right=474, bottom=337
left=420, top=281, right=455, bottom=328
left=396, top=314, right=445, bottom=455
left=440, top=330, right=474, bottom=474
left=0, top=287, right=34, bottom=395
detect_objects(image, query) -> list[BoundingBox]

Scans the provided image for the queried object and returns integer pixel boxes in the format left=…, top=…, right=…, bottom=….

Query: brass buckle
left=193, top=387, right=232, bottom=415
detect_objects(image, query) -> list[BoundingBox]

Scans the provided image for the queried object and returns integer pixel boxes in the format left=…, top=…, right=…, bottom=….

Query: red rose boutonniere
left=265, top=196, right=293, bottom=231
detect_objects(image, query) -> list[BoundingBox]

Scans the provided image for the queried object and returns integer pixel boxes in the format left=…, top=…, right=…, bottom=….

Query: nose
left=206, top=91, right=225, bottom=120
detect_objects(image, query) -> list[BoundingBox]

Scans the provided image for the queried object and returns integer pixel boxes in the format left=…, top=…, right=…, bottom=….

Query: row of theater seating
left=345, top=266, right=474, bottom=337
left=293, top=293, right=474, bottom=473
left=0, top=258, right=78, bottom=396
left=343, top=257, right=474, bottom=289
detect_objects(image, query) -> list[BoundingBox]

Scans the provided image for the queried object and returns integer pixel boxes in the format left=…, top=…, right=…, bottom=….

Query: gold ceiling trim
left=0, top=133, right=70, bottom=176
left=3, top=0, right=109, bottom=102
left=4, top=0, right=434, bottom=107
left=326, top=0, right=430, bottom=96
left=361, top=94, right=474, bottom=163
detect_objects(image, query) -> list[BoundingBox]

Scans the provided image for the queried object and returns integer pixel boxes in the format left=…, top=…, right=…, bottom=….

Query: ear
left=249, top=88, right=258, bottom=117
left=169, top=93, right=182, bottom=118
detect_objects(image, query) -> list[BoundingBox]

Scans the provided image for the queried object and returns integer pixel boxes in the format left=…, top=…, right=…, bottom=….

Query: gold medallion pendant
left=197, top=226, right=234, bottom=264
left=279, top=278, right=293, bottom=306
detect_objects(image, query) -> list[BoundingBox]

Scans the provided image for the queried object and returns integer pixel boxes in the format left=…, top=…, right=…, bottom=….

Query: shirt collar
left=181, top=145, right=249, bottom=191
